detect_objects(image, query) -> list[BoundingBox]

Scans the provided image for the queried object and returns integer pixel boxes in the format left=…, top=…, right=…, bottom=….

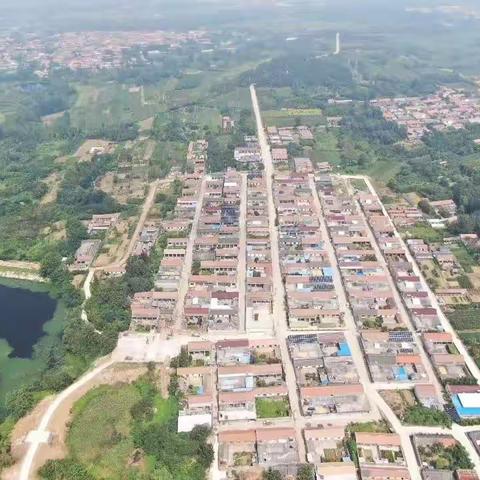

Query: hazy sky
left=0, top=0, right=477, bottom=32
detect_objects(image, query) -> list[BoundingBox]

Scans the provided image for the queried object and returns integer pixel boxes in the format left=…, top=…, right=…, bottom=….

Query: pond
left=0, top=278, right=64, bottom=405
left=0, top=282, right=57, bottom=358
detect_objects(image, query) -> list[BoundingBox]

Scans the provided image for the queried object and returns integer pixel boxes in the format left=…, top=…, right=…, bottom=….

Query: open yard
left=255, top=397, right=290, bottom=418
left=380, top=389, right=416, bottom=419
left=400, top=223, right=445, bottom=244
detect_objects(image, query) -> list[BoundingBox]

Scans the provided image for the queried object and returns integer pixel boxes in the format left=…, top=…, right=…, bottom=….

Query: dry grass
left=380, top=389, right=416, bottom=418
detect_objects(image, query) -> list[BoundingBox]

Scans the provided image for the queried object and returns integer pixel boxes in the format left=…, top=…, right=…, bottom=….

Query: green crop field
left=448, top=305, right=480, bottom=331
left=262, top=107, right=324, bottom=127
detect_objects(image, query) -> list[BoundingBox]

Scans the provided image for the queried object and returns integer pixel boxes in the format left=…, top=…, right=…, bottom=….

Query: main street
left=250, top=83, right=307, bottom=462
left=307, top=174, right=422, bottom=480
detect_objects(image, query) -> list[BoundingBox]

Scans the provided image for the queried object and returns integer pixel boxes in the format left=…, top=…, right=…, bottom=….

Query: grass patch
left=351, top=178, right=369, bottom=192
left=452, top=244, right=477, bottom=273
left=153, top=396, right=178, bottom=425
left=68, top=383, right=141, bottom=479
left=365, top=158, right=402, bottom=185
left=311, top=130, right=341, bottom=166
left=255, top=397, right=290, bottom=418
left=400, top=223, right=445, bottom=244
left=41, top=369, right=214, bottom=480
left=347, top=421, right=390, bottom=433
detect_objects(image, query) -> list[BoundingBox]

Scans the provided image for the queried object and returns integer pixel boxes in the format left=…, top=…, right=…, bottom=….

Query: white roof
left=458, top=392, right=480, bottom=408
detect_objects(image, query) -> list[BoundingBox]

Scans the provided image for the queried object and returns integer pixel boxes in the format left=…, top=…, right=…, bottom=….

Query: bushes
left=457, top=274, right=473, bottom=289
left=132, top=390, right=213, bottom=480
left=418, top=443, right=474, bottom=471
left=403, top=405, right=452, bottom=428
left=39, top=459, right=94, bottom=480
left=4, top=386, right=35, bottom=421
left=85, top=278, right=130, bottom=331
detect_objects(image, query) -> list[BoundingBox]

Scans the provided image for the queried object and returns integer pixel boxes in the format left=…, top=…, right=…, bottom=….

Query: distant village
left=372, top=87, right=480, bottom=143
left=0, top=30, right=209, bottom=74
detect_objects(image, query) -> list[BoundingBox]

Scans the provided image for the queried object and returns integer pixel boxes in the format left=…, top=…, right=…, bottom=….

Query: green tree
left=297, top=464, right=315, bottom=480
left=5, top=386, right=35, bottom=420
left=263, top=468, right=283, bottom=480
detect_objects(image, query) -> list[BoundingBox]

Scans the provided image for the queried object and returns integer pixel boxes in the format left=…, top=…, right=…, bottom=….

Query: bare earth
left=93, top=221, right=131, bottom=267
left=139, top=116, right=154, bottom=131
left=40, top=172, right=62, bottom=205
left=40, top=111, right=65, bottom=126
left=0, top=260, right=40, bottom=271
left=74, top=139, right=116, bottom=162
left=380, top=389, right=416, bottom=418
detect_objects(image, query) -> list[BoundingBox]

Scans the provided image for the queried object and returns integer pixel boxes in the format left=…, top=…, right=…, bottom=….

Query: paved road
left=250, top=84, right=306, bottom=462
left=344, top=174, right=480, bottom=476
left=174, top=176, right=206, bottom=330
left=238, top=173, right=248, bottom=331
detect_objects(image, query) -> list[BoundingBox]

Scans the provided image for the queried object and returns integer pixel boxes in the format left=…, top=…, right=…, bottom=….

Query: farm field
left=262, top=108, right=324, bottom=127
left=70, top=83, right=159, bottom=130
left=447, top=305, right=480, bottom=367
left=451, top=244, right=477, bottom=273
